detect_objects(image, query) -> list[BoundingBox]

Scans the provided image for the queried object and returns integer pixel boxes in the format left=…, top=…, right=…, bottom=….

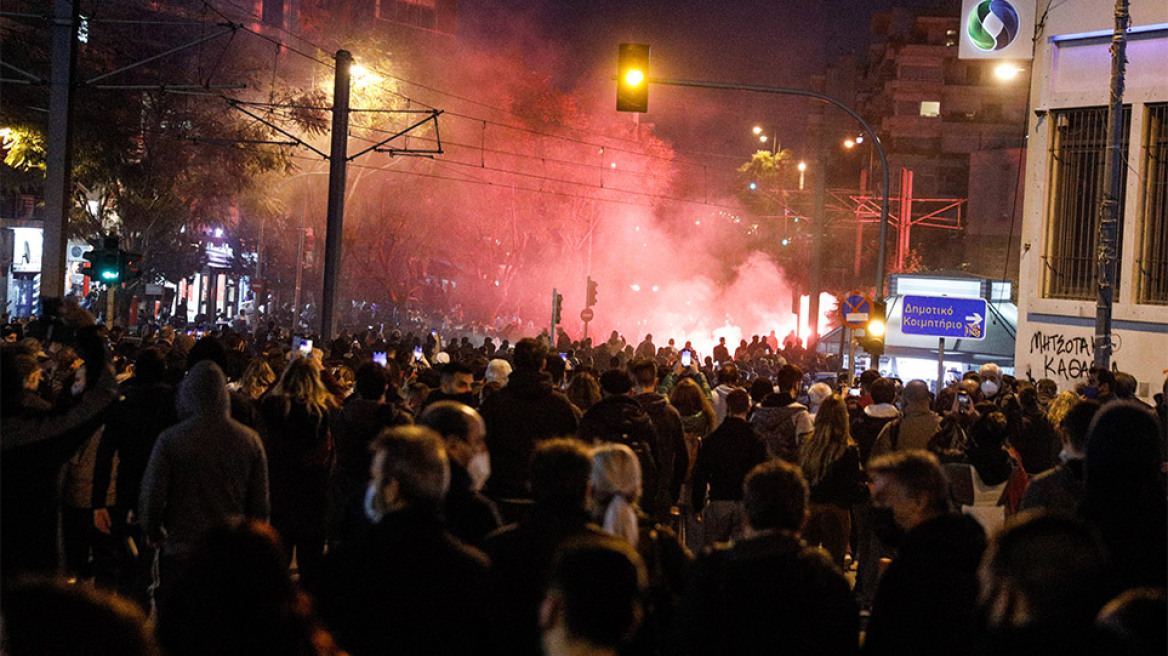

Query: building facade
left=1014, top=1, right=1168, bottom=400
left=860, top=8, right=1029, bottom=279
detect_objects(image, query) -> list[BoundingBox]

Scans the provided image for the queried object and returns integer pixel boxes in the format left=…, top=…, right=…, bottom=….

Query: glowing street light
left=797, top=160, right=807, bottom=190
left=751, top=125, right=779, bottom=154
left=994, top=62, right=1025, bottom=81
left=844, top=138, right=856, bottom=149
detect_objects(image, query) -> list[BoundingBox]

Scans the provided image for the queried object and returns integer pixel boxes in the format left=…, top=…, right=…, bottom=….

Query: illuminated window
left=1137, top=103, right=1168, bottom=304
left=919, top=101, right=941, bottom=117
left=1043, top=106, right=1130, bottom=300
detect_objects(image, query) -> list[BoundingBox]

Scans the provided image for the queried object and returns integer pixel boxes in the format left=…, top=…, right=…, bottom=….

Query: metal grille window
left=1043, top=106, right=1130, bottom=300
left=1138, top=104, right=1168, bottom=304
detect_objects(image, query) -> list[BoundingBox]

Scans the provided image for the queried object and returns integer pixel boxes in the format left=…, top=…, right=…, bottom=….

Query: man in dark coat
left=675, top=460, right=858, bottom=655
left=577, top=369, right=661, bottom=516
left=419, top=401, right=502, bottom=547
left=480, top=338, right=578, bottom=501
left=863, top=450, right=987, bottom=656
left=313, top=426, right=498, bottom=656
left=482, top=439, right=608, bottom=656
left=630, top=359, right=688, bottom=520
left=327, top=362, right=413, bottom=546
left=690, top=388, right=768, bottom=546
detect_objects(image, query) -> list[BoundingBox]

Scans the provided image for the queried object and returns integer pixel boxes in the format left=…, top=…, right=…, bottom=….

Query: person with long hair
left=233, top=358, right=276, bottom=401
left=670, top=377, right=717, bottom=550
left=799, top=395, right=869, bottom=568
left=258, top=357, right=337, bottom=585
left=565, top=372, right=601, bottom=414
left=670, top=378, right=717, bottom=443
left=588, top=444, right=690, bottom=656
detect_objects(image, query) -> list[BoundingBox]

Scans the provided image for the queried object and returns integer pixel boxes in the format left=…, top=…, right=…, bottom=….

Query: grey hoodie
left=139, top=361, right=269, bottom=557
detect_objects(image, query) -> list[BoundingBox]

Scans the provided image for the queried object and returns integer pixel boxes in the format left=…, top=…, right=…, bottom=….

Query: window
left=900, top=65, right=943, bottom=82
left=377, top=0, right=438, bottom=30
left=1043, top=106, right=1131, bottom=300
left=919, top=101, right=941, bottom=117
left=1137, top=104, right=1168, bottom=304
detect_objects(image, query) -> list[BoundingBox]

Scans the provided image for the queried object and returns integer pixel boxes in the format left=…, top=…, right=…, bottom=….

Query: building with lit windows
left=857, top=8, right=1031, bottom=280
left=1014, top=2, right=1167, bottom=400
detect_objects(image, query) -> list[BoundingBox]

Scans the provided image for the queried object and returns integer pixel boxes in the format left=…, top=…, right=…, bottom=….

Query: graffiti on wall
left=1027, top=330, right=1123, bottom=380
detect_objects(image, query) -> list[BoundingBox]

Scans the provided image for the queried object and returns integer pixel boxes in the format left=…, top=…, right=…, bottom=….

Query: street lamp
left=994, top=62, right=1025, bottom=81
left=752, top=125, right=779, bottom=154
left=797, top=161, right=807, bottom=190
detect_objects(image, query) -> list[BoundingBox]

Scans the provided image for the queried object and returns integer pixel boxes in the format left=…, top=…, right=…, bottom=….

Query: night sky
left=459, top=0, right=956, bottom=154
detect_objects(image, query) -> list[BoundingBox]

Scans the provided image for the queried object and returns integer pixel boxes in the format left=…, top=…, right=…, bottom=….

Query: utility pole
left=807, top=119, right=827, bottom=349
left=1094, top=0, right=1128, bottom=371
left=42, top=0, right=80, bottom=302
left=320, top=49, right=352, bottom=340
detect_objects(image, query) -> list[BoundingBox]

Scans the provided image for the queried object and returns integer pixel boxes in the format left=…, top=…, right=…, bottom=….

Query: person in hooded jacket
left=139, top=360, right=270, bottom=618
left=750, top=364, right=813, bottom=464
left=481, top=338, right=579, bottom=502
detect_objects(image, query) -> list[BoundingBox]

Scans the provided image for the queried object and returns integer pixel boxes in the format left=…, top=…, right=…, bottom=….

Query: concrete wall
left=1015, top=1, right=1168, bottom=401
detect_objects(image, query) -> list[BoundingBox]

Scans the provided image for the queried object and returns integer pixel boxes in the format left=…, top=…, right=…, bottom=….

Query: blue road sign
left=842, top=291, right=872, bottom=329
left=901, top=295, right=988, bottom=340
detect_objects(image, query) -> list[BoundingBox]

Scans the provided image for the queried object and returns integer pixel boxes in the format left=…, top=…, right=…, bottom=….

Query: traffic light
left=120, top=250, right=144, bottom=281
left=80, top=236, right=144, bottom=284
left=617, top=43, right=650, bottom=113
left=860, top=300, right=887, bottom=360
left=82, top=246, right=121, bottom=283
left=586, top=276, right=598, bottom=307
left=552, top=291, right=563, bottom=324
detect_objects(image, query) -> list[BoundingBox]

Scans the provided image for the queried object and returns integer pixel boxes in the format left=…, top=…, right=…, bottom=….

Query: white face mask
left=981, top=380, right=999, bottom=397
left=467, top=451, right=491, bottom=492
left=364, top=482, right=384, bottom=524
left=71, top=367, right=87, bottom=397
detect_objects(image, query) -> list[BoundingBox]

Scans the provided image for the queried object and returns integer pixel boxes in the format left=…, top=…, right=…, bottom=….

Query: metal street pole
left=321, top=49, right=352, bottom=340
left=807, top=124, right=827, bottom=348
left=42, top=0, right=80, bottom=302
left=1094, top=0, right=1128, bottom=371
left=645, top=77, right=890, bottom=298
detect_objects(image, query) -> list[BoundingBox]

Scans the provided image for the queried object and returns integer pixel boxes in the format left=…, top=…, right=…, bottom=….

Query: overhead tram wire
left=192, top=1, right=797, bottom=208
left=279, top=148, right=748, bottom=215
left=200, top=0, right=754, bottom=168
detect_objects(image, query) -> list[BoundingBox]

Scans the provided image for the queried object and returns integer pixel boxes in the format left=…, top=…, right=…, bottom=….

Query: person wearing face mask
left=1082, top=367, right=1117, bottom=404
left=978, top=363, right=1006, bottom=405
left=418, top=401, right=501, bottom=547
left=864, top=450, right=987, bottom=656
left=313, top=426, right=500, bottom=656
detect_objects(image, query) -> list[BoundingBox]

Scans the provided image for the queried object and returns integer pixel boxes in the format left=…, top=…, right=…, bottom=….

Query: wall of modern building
left=1015, top=1, right=1168, bottom=400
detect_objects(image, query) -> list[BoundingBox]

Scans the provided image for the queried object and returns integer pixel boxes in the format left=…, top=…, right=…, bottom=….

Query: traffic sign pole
left=937, top=338, right=945, bottom=393
left=847, top=328, right=855, bottom=380
left=580, top=307, right=594, bottom=342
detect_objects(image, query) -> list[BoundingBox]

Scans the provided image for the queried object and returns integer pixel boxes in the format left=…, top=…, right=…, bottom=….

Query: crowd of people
left=2, top=302, right=1166, bottom=655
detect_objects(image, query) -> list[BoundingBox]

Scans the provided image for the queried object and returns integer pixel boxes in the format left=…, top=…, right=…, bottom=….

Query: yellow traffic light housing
left=861, top=300, right=887, bottom=360
left=617, top=43, right=650, bottom=113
